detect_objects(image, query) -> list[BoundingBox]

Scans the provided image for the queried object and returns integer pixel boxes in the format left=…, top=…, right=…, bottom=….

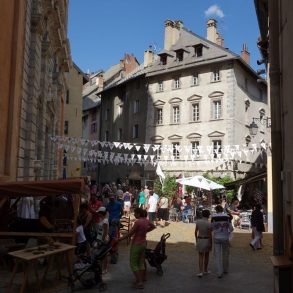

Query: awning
left=224, top=171, right=267, bottom=189
left=0, top=179, right=84, bottom=197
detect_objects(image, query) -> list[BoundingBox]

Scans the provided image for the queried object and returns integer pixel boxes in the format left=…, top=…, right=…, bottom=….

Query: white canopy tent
left=176, top=175, right=225, bottom=191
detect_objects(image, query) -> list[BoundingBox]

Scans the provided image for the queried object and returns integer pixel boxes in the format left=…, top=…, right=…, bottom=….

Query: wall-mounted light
left=249, top=117, right=271, bottom=136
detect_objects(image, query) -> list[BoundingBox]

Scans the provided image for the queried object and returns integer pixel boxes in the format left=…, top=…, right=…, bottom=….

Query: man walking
left=211, top=205, right=233, bottom=278
left=147, top=190, right=158, bottom=225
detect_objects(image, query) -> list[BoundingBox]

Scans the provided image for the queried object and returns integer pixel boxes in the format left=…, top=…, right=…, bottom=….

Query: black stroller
left=68, top=240, right=113, bottom=292
left=145, top=233, right=170, bottom=276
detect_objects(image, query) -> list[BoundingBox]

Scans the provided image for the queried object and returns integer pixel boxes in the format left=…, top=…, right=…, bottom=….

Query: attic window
left=160, top=55, right=167, bottom=65
left=176, top=50, right=184, bottom=62
left=194, top=45, right=203, bottom=57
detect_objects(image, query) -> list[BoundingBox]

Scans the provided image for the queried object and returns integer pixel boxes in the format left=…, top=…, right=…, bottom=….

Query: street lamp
left=249, top=117, right=271, bottom=136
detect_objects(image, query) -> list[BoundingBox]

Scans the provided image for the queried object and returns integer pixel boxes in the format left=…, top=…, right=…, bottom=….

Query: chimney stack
left=144, top=47, right=154, bottom=67
left=207, top=19, right=218, bottom=43
left=96, top=73, right=104, bottom=88
left=164, top=20, right=174, bottom=50
left=164, top=19, right=183, bottom=50
left=241, top=43, right=250, bottom=64
left=216, top=32, right=224, bottom=47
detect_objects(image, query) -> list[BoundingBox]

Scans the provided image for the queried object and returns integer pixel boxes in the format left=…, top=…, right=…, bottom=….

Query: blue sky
left=68, top=0, right=262, bottom=73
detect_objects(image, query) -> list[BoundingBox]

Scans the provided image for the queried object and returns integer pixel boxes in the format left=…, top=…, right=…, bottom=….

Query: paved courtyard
left=1, top=222, right=273, bottom=293
left=65, top=222, right=273, bottom=293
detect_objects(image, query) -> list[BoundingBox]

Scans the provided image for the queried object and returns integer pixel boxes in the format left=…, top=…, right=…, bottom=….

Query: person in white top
left=147, top=190, right=158, bottom=225
left=75, top=218, right=87, bottom=262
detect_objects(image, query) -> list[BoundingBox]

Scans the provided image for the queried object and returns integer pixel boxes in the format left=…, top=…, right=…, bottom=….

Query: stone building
left=255, top=0, right=293, bottom=290
left=0, top=0, right=70, bottom=181
left=99, top=19, right=269, bottom=186
left=81, top=54, right=140, bottom=183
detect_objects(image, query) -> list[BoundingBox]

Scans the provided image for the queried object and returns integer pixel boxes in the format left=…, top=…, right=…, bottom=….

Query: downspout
left=269, top=0, right=284, bottom=255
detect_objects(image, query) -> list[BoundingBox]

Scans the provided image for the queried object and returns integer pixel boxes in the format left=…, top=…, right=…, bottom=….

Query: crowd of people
left=76, top=180, right=266, bottom=287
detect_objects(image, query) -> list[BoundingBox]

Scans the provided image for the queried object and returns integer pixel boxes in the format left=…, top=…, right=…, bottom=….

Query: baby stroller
left=68, top=240, right=113, bottom=292
left=145, top=233, right=170, bottom=276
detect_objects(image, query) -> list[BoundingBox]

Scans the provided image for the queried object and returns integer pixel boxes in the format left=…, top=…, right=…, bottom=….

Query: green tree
left=154, top=175, right=178, bottom=200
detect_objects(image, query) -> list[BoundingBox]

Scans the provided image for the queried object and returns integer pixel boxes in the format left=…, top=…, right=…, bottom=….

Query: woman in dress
left=138, top=187, right=145, bottom=209
left=195, top=209, right=212, bottom=277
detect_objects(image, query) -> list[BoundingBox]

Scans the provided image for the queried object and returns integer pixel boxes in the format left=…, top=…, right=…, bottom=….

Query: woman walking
left=195, top=209, right=212, bottom=277
left=118, top=207, right=156, bottom=289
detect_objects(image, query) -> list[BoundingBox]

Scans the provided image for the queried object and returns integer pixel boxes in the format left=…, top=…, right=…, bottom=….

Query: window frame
left=173, top=77, right=181, bottom=90
left=91, top=122, right=97, bottom=133
left=191, top=102, right=200, bottom=122
left=134, top=99, right=140, bottom=114
left=212, top=69, right=221, bottom=82
left=156, top=108, right=163, bottom=125
left=212, top=139, right=222, bottom=158
left=212, top=100, right=222, bottom=120
left=158, top=81, right=164, bottom=92
left=172, top=105, right=180, bottom=124
left=172, top=142, right=180, bottom=160
left=64, top=120, right=69, bottom=135
left=191, top=74, right=199, bottom=86
left=133, top=124, right=139, bottom=139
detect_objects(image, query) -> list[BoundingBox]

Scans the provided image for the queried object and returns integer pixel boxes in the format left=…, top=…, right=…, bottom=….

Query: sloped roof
left=83, top=95, right=100, bottom=112
left=146, top=28, right=238, bottom=77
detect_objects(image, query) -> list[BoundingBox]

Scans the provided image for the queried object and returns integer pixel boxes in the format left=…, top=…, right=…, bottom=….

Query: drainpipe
left=269, top=0, right=284, bottom=255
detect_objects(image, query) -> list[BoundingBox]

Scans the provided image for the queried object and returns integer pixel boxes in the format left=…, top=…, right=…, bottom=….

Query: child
left=75, top=218, right=87, bottom=263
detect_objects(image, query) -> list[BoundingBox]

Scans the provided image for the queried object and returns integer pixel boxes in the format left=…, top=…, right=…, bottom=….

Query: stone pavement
left=59, top=222, right=273, bottom=293
left=0, top=222, right=273, bottom=293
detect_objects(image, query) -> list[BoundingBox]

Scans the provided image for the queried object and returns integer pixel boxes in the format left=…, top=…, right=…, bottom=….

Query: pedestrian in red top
left=119, top=207, right=156, bottom=289
left=88, top=194, right=103, bottom=224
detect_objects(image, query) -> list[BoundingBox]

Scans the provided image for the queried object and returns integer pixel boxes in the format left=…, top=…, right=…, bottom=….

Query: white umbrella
left=176, top=175, right=224, bottom=190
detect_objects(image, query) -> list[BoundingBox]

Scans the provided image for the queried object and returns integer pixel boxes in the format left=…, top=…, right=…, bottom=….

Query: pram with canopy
left=145, top=233, right=170, bottom=276
left=68, top=239, right=115, bottom=292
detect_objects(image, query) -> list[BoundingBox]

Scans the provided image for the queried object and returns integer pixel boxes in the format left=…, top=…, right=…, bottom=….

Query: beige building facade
left=64, top=63, right=87, bottom=178
left=0, top=0, right=70, bottom=181
left=99, top=19, right=269, bottom=186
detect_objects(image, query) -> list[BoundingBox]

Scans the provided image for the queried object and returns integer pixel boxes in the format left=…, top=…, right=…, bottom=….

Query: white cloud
left=205, top=5, right=225, bottom=18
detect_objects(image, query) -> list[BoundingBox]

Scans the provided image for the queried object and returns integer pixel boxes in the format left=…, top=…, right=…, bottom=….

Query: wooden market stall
left=0, top=178, right=84, bottom=244
left=0, top=179, right=84, bottom=292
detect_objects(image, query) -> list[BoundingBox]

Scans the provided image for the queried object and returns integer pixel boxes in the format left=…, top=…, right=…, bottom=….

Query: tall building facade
left=0, top=0, right=70, bottom=181
left=99, top=19, right=269, bottom=186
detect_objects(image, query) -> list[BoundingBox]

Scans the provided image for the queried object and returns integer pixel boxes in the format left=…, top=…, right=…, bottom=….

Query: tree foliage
left=154, top=175, right=178, bottom=199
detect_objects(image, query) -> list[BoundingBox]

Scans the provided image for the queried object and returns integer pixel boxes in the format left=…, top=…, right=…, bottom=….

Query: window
left=105, top=109, right=110, bottom=121
left=192, top=74, right=199, bottom=86
left=172, top=142, right=180, bottom=159
left=191, top=141, right=200, bottom=155
left=64, top=120, right=69, bottom=135
left=91, top=110, right=97, bottom=121
left=192, top=103, right=200, bottom=122
left=212, top=140, right=222, bottom=158
left=172, top=106, right=180, bottom=123
left=259, top=109, right=265, bottom=120
left=176, top=50, right=183, bottom=62
left=118, top=105, right=123, bottom=116
left=134, top=100, right=139, bottom=113
left=133, top=124, right=139, bottom=138
left=105, top=130, right=109, bottom=141
left=213, top=100, right=222, bottom=119
left=173, top=77, right=181, bottom=89
left=65, top=90, right=69, bottom=104
left=212, top=69, right=220, bottom=82
left=118, top=128, right=122, bottom=140
left=160, top=55, right=167, bottom=65
left=91, top=122, right=97, bottom=133
left=194, top=45, right=203, bottom=57
left=158, top=81, right=164, bottom=92
left=156, top=108, right=163, bottom=125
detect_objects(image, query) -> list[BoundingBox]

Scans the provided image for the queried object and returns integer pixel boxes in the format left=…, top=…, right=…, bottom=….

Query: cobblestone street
left=60, top=222, right=273, bottom=293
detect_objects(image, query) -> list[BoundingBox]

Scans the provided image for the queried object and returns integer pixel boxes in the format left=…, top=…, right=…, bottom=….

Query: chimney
left=216, top=32, right=224, bottom=47
left=241, top=43, right=250, bottom=64
left=144, top=48, right=154, bottom=67
left=164, top=20, right=174, bottom=50
left=207, top=19, right=218, bottom=43
left=96, top=73, right=104, bottom=88
left=172, top=20, right=183, bottom=45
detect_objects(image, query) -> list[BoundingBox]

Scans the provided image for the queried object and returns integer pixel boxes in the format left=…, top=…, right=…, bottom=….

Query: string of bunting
left=50, top=135, right=270, bottom=167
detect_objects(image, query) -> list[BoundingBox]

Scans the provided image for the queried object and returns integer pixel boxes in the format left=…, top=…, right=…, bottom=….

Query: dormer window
left=160, top=55, right=167, bottom=65
left=194, top=45, right=203, bottom=57
left=259, top=108, right=265, bottom=120
left=176, top=50, right=184, bottom=62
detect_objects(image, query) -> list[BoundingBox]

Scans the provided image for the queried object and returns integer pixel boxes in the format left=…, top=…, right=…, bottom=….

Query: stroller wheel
left=157, top=268, right=163, bottom=276
left=99, top=282, right=107, bottom=291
